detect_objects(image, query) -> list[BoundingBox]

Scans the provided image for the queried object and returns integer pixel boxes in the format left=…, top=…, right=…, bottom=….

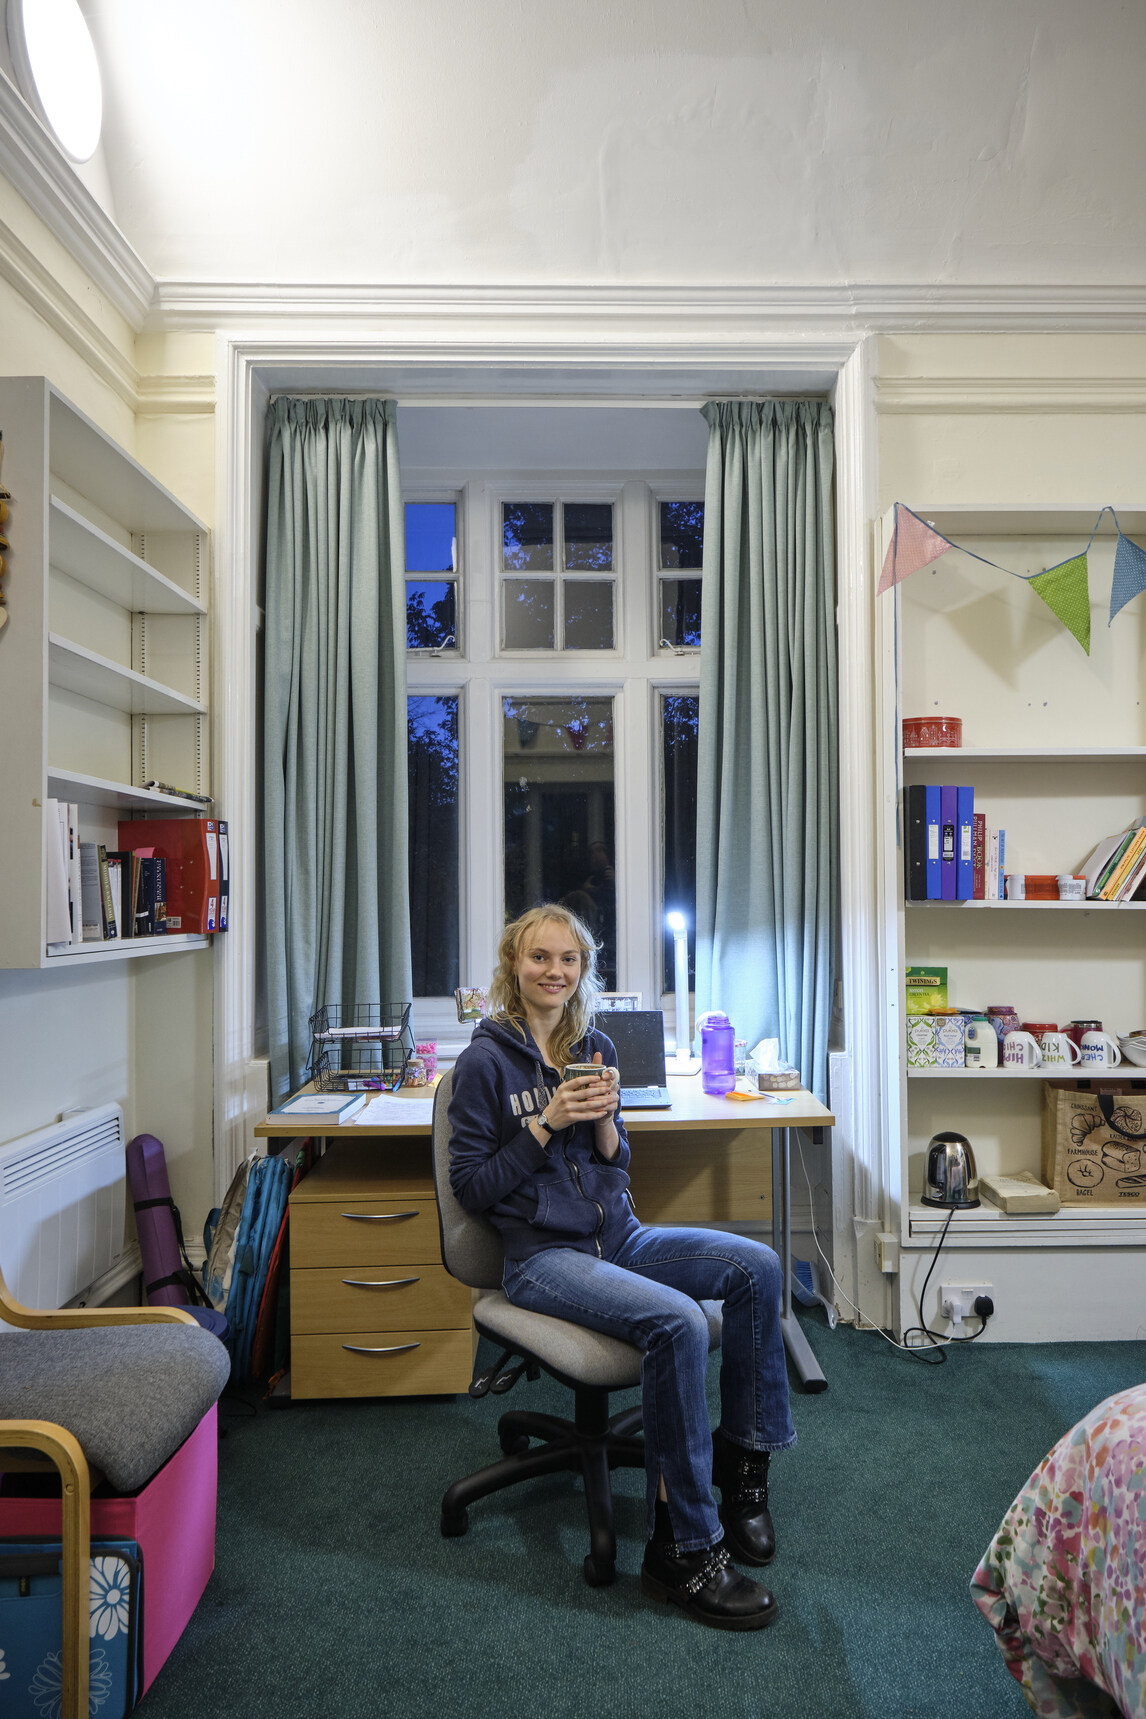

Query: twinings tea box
left=905, top=966, right=947, bottom=1015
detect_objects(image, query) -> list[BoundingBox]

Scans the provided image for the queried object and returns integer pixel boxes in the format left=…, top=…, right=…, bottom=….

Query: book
left=972, top=812, right=986, bottom=900
left=97, top=843, right=117, bottom=939
left=939, top=785, right=957, bottom=901
left=44, top=799, right=71, bottom=945
left=925, top=785, right=941, bottom=899
left=997, top=828, right=1006, bottom=900
left=67, top=802, right=81, bottom=942
left=956, top=786, right=974, bottom=900
left=106, top=851, right=133, bottom=937
left=1118, top=841, right=1146, bottom=903
left=987, top=829, right=999, bottom=900
left=903, top=785, right=927, bottom=901
left=1083, top=828, right=1132, bottom=897
left=79, top=842, right=103, bottom=940
left=1094, top=830, right=1136, bottom=897
left=267, top=1092, right=367, bottom=1125
left=1104, top=827, right=1146, bottom=900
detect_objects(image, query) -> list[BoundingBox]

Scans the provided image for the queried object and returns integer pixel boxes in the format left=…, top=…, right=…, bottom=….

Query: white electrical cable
left=792, top=1128, right=957, bottom=1357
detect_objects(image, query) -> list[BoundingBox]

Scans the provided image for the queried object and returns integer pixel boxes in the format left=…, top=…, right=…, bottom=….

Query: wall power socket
left=939, top=1283, right=993, bottom=1330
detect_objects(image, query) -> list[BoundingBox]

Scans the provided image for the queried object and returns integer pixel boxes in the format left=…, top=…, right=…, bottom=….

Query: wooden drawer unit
left=288, top=1138, right=474, bottom=1399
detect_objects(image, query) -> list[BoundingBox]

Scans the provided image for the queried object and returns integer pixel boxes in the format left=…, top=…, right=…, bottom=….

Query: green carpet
left=138, top=1318, right=1146, bottom=1719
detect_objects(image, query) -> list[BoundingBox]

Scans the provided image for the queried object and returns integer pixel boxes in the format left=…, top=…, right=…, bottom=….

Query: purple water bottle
left=699, top=1011, right=735, bottom=1096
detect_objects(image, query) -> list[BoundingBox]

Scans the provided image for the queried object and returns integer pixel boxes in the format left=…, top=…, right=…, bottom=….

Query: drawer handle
left=341, top=1276, right=421, bottom=1289
left=340, top=1210, right=419, bottom=1222
left=341, top=1342, right=421, bottom=1356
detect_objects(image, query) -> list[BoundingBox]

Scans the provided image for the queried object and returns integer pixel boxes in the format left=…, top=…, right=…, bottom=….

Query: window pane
left=662, top=694, right=699, bottom=991
left=408, top=695, right=460, bottom=996
left=563, top=579, right=614, bottom=650
left=659, top=578, right=702, bottom=649
left=503, top=697, right=617, bottom=988
left=405, top=502, right=457, bottom=572
left=660, top=500, right=704, bottom=569
left=563, top=502, right=613, bottom=570
left=503, top=579, right=554, bottom=649
left=406, top=580, right=457, bottom=649
left=503, top=502, right=553, bottom=570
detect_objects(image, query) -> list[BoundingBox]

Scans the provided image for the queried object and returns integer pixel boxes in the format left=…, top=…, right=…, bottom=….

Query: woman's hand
left=541, top=1051, right=619, bottom=1131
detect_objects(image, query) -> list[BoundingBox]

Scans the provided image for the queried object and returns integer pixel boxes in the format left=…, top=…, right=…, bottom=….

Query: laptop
left=598, top=1009, right=673, bottom=1108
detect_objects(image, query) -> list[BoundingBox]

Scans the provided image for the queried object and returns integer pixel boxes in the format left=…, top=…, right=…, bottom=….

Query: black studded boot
left=641, top=1499, right=779, bottom=1632
left=711, top=1427, right=776, bottom=1567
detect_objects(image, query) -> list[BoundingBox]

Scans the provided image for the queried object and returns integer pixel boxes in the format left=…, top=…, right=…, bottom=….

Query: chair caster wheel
left=499, top=1431, right=530, bottom=1456
left=441, top=1508, right=468, bottom=1538
left=583, top=1555, right=615, bottom=1588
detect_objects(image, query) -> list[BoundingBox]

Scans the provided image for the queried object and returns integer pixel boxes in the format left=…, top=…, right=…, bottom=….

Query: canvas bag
left=0, top=1539, right=143, bottom=1718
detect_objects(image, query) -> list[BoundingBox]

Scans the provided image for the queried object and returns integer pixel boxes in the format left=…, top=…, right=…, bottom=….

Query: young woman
left=448, top=903, right=797, bottom=1631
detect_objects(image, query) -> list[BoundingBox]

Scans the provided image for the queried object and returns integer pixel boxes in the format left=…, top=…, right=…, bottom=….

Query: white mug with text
left=1080, top=1030, right=1122, bottom=1069
left=1003, top=1030, right=1043, bottom=1070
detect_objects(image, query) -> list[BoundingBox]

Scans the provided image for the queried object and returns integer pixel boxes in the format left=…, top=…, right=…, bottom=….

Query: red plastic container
left=0, top=1406, right=218, bottom=1696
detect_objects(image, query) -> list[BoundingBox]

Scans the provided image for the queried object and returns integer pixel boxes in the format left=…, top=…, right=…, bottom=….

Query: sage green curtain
left=695, top=400, right=837, bottom=1101
left=263, top=397, right=411, bottom=1100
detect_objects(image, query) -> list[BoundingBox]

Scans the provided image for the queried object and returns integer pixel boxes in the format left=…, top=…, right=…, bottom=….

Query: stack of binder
left=117, top=817, right=229, bottom=933
left=904, top=785, right=1006, bottom=902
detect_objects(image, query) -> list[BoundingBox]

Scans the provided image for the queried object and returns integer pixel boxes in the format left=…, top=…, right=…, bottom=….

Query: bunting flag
left=1109, top=532, right=1146, bottom=625
left=1029, top=553, right=1091, bottom=655
left=878, top=503, right=953, bottom=594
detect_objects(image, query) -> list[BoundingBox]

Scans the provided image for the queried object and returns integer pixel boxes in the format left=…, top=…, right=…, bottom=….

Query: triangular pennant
left=1029, top=553, right=1091, bottom=654
left=1109, top=532, right=1146, bottom=625
left=878, top=504, right=952, bottom=594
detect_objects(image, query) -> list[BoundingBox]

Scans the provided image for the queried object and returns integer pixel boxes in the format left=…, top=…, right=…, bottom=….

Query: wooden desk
left=256, top=1077, right=835, bottom=1394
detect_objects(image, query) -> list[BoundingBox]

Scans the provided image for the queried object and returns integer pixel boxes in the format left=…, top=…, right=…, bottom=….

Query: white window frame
left=493, top=480, right=626, bottom=658
left=650, top=483, right=705, bottom=658
left=407, top=472, right=702, bottom=1047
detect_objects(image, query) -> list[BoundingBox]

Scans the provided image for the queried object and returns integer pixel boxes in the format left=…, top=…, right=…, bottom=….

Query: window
left=405, top=476, right=703, bottom=1013
left=501, top=500, right=616, bottom=651
left=658, top=499, right=704, bottom=650
left=406, top=500, right=459, bottom=651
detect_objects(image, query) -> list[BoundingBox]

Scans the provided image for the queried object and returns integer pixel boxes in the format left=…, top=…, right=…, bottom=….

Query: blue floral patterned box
left=0, top=1538, right=142, bottom=1717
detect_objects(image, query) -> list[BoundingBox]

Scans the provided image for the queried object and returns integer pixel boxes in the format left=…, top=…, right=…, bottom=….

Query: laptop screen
left=598, top=1010, right=668, bottom=1086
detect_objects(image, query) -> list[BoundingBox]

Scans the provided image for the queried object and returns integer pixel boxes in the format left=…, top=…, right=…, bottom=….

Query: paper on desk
left=351, top=1094, right=436, bottom=1126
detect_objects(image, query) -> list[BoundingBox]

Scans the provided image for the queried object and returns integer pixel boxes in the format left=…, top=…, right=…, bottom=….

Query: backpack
left=204, top=1153, right=292, bottom=1382
left=202, top=1155, right=254, bottom=1312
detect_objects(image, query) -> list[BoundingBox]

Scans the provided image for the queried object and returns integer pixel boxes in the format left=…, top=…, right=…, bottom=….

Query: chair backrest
left=432, top=1069, right=505, bottom=1291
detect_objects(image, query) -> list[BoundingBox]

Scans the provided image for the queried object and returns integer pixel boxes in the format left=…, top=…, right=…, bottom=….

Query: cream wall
left=0, top=186, right=218, bottom=1244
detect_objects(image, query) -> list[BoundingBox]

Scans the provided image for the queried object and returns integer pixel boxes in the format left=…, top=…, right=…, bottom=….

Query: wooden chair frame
left=0, top=1264, right=196, bottom=1719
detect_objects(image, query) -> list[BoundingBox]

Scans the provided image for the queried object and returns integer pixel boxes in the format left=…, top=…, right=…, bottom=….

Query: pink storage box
left=0, top=1404, right=218, bottom=1697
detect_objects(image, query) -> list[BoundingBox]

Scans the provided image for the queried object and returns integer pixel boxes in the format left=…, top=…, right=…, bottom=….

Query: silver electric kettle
left=921, top=1130, right=981, bottom=1209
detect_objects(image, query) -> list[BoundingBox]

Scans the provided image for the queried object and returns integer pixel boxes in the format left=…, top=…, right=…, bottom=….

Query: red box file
left=117, top=818, right=220, bottom=934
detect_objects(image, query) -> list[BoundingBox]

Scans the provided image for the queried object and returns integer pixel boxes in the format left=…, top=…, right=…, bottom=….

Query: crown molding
left=0, top=69, right=153, bottom=328
left=148, top=279, right=1146, bottom=335
left=877, top=375, right=1146, bottom=413
left=0, top=208, right=137, bottom=404
left=134, top=372, right=216, bottom=414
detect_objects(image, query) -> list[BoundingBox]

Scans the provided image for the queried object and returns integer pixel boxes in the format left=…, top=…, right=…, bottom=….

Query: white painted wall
left=86, top=0, right=1146, bottom=290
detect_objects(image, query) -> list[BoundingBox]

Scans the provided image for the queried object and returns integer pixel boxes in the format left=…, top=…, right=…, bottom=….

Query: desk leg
left=776, top=1126, right=828, bottom=1394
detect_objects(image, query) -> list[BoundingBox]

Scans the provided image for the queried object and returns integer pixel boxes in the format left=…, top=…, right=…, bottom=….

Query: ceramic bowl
left=1117, top=1037, right=1146, bottom=1067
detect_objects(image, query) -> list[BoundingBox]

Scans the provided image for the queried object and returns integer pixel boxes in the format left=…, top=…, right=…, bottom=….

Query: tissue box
left=754, top=1065, right=801, bottom=1091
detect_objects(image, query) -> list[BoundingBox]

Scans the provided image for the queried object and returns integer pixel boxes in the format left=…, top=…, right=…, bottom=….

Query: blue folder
left=925, top=785, right=942, bottom=899
left=956, top=786, right=975, bottom=900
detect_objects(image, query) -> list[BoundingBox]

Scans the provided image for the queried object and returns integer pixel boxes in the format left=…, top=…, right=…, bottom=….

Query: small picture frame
left=595, top=992, right=642, bottom=1011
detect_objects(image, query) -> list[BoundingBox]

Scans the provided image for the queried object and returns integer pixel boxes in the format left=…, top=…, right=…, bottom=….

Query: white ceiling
left=74, top=0, right=1146, bottom=289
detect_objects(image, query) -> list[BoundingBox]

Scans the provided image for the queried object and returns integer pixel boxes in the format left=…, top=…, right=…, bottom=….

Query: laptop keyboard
left=620, top=1085, right=670, bottom=1106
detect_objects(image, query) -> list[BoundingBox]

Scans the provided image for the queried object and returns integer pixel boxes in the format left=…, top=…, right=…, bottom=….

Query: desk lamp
left=666, top=911, right=701, bottom=1074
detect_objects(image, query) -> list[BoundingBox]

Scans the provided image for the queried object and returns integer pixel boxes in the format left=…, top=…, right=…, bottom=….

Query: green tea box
left=905, top=966, right=947, bottom=1015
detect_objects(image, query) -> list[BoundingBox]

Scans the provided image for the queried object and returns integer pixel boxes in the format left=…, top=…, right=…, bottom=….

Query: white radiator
left=0, top=1103, right=126, bottom=1315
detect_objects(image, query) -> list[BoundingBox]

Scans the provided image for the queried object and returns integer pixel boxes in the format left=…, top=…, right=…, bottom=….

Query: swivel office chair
left=432, top=1069, right=721, bottom=1588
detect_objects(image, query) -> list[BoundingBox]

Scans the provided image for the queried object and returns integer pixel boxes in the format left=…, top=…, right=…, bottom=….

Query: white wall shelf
left=905, top=746, right=1146, bottom=763
left=907, top=1204, right=1146, bottom=1247
left=0, top=375, right=211, bottom=969
left=906, top=1067, right=1135, bottom=1079
left=50, top=498, right=205, bottom=617
left=45, top=934, right=210, bottom=964
left=48, top=636, right=206, bottom=717
left=45, top=769, right=207, bottom=812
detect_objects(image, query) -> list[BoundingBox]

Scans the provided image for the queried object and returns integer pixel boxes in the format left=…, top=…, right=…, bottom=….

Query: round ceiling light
left=8, top=0, right=103, bottom=162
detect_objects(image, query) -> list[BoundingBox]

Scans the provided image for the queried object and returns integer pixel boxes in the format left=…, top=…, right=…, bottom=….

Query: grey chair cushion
left=0, top=1323, right=231, bottom=1491
left=473, top=1290, right=722, bottom=1390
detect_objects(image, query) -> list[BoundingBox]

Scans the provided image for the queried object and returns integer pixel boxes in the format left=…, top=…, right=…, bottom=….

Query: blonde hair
left=488, top=903, right=602, bottom=1072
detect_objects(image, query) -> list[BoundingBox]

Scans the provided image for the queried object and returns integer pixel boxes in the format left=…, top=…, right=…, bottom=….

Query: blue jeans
left=502, top=1225, right=796, bottom=1552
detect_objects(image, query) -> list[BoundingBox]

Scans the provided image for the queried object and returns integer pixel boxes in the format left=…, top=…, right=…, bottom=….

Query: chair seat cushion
left=473, top=1291, right=722, bottom=1390
left=0, top=1324, right=230, bottom=1491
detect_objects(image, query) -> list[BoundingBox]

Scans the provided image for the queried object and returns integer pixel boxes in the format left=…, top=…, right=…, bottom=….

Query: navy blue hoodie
left=448, top=1016, right=640, bottom=1263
